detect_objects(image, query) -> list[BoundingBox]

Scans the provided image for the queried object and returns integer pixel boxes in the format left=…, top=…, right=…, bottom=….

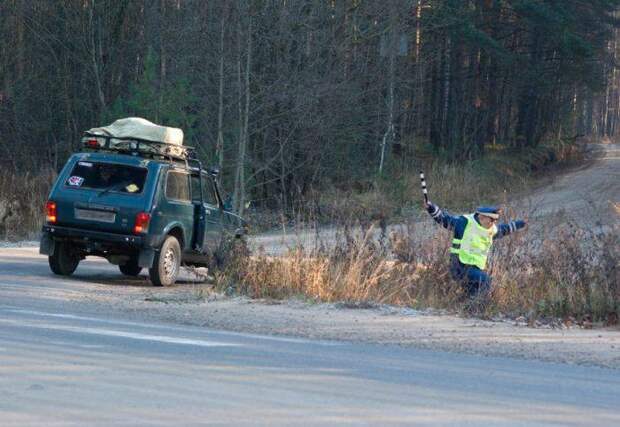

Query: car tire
left=149, top=235, right=181, bottom=286
left=119, top=258, right=142, bottom=276
left=49, top=241, right=80, bottom=276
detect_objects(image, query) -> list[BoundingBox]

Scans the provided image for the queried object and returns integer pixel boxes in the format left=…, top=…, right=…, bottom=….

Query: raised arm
left=426, top=202, right=463, bottom=231
left=494, top=219, right=527, bottom=240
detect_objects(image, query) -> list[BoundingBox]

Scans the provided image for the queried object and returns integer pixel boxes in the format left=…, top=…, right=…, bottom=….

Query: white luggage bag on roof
left=87, top=117, right=184, bottom=145
left=84, top=117, right=187, bottom=159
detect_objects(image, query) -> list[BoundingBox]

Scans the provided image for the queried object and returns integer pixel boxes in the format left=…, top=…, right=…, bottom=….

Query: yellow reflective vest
left=450, top=214, right=497, bottom=270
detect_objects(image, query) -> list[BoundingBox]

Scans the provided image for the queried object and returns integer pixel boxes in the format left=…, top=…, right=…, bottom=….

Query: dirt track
left=249, top=143, right=619, bottom=255
left=517, top=143, right=619, bottom=220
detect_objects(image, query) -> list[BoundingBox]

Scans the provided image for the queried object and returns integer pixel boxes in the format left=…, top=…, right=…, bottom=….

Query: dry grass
left=317, top=144, right=582, bottom=226
left=490, top=213, right=619, bottom=321
left=221, top=223, right=466, bottom=309
left=0, top=168, right=56, bottom=240
left=221, top=209, right=619, bottom=322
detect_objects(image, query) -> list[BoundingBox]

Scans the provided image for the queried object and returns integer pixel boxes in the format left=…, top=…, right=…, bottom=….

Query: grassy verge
left=219, top=210, right=618, bottom=323
left=0, top=168, right=56, bottom=240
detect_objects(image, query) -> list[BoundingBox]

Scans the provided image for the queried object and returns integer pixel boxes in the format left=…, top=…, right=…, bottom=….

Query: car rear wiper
left=96, top=182, right=128, bottom=198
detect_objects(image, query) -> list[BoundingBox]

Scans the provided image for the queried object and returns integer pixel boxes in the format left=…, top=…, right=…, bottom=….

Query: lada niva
left=40, top=118, right=245, bottom=286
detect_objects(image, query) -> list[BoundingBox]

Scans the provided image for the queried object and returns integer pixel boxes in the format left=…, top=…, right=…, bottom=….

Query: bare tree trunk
left=233, top=16, right=244, bottom=213
left=415, top=0, right=422, bottom=59
left=379, top=1, right=397, bottom=174
left=88, top=2, right=106, bottom=114
left=15, top=0, right=24, bottom=79
left=612, top=23, right=620, bottom=136
left=239, top=15, right=252, bottom=217
left=216, top=5, right=227, bottom=176
left=233, top=11, right=252, bottom=217
left=159, top=0, right=166, bottom=114
left=442, top=37, right=451, bottom=149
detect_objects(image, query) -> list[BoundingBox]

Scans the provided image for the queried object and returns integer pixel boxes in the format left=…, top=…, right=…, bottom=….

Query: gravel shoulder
left=116, top=287, right=620, bottom=369
left=1, top=247, right=618, bottom=369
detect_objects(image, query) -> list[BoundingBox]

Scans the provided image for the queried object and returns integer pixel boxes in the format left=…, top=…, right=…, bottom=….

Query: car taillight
left=46, top=201, right=57, bottom=224
left=83, top=137, right=101, bottom=148
left=134, top=212, right=150, bottom=234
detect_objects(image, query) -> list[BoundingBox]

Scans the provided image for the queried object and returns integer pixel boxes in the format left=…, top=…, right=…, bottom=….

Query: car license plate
left=75, top=208, right=116, bottom=223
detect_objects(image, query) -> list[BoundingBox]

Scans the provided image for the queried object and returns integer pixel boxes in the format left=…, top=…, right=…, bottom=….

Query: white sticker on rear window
left=78, top=161, right=93, bottom=167
left=67, top=176, right=84, bottom=186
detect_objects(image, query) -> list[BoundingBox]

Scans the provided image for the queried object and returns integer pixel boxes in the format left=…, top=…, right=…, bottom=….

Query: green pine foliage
left=106, top=49, right=199, bottom=147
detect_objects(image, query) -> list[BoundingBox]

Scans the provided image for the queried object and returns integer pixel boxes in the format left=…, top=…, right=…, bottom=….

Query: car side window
left=190, top=175, right=201, bottom=203
left=189, top=175, right=218, bottom=205
left=166, top=171, right=190, bottom=202
left=202, top=176, right=218, bottom=206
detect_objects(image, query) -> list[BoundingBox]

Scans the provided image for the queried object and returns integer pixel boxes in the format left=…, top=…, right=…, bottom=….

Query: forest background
left=1, top=0, right=619, bottom=231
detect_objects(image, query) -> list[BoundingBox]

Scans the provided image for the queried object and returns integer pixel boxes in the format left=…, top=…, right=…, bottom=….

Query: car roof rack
left=81, top=132, right=197, bottom=162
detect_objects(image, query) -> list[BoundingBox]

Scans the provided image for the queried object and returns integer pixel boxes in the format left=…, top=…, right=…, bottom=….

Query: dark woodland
left=1, top=0, right=619, bottom=216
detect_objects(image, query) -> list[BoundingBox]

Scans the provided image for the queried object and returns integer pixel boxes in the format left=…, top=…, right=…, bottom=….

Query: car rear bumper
left=40, top=225, right=157, bottom=269
left=41, top=225, right=144, bottom=248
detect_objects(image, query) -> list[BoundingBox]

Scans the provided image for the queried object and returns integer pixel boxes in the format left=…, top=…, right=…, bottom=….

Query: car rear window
left=65, top=161, right=147, bottom=194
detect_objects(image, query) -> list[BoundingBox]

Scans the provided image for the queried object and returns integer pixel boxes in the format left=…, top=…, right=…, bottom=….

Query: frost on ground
left=1, top=247, right=617, bottom=370
left=0, top=240, right=38, bottom=248
left=123, top=292, right=620, bottom=368
left=71, top=284, right=620, bottom=369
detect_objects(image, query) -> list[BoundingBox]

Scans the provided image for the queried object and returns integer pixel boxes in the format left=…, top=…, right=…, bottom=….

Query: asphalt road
left=1, top=305, right=620, bottom=427
left=1, top=258, right=619, bottom=426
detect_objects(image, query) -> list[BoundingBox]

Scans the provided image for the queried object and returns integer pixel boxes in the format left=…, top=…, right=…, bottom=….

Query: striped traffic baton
left=419, top=171, right=428, bottom=204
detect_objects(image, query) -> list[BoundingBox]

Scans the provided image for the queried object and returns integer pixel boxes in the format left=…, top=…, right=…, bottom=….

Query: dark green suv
left=40, top=132, right=245, bottom=286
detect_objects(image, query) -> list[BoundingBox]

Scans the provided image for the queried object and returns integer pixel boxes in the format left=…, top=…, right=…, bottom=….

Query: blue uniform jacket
left=427, top=204, right=525, bottom=242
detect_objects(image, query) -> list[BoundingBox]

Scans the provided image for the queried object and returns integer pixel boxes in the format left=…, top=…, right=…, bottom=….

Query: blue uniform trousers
left=449, top=256, right=491, bottom=298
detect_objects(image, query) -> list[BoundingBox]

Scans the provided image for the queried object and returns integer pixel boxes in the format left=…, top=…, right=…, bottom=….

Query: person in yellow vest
left=425, top=201, right=526, bottom=300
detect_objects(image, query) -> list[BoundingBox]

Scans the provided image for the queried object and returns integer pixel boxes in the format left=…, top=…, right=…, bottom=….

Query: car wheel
left=149, top=235, right=181, bottom=286
left=49, top=241, right=80, bottom=276
left=119, top=258, right=142, bottom=276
